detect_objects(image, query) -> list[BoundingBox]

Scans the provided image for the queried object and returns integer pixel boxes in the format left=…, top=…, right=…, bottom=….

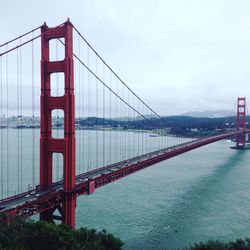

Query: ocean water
left=1, top=129, right=250, bottom=249
left=76, top=140, right=250, bottom=249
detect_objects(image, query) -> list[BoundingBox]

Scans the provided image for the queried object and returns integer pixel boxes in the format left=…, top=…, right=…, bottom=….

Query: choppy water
left=76, top=140, right=250, bottom=249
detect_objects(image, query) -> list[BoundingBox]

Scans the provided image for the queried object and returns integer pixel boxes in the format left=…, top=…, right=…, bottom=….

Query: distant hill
left=178, top=110, right=234, bottom=118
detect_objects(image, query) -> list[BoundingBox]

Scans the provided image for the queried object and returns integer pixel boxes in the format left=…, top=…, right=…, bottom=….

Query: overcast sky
left=1, top=0, right=250, bottom=115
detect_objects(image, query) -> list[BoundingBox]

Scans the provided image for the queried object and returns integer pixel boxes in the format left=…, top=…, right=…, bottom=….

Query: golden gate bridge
left=0, top=19, right=248, bottom=228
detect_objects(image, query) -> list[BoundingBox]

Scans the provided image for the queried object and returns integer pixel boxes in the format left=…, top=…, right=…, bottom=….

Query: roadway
left=0, top=130, right=247, bottom=217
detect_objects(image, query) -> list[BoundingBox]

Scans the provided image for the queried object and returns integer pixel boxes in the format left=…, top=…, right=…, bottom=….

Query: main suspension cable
left=58, top=38, right=166, bottom=135
left=0, top=25, right=41, bottom=48
left=72, top=25, right=163, bottom=120
left=0, top=22, right=66, bottom=57
left=0, top=35, right=41, bottom=57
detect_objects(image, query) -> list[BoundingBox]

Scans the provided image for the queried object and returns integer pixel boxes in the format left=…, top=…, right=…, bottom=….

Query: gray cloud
left=1, top=0, right=250, bottom=116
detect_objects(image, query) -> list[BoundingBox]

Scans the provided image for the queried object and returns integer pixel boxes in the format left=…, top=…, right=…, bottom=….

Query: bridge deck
left=0, top=130, right=247, bottom=217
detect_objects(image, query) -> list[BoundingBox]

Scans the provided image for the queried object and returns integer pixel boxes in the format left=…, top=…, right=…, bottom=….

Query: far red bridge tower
left=236, top=97, right=247, bottom=149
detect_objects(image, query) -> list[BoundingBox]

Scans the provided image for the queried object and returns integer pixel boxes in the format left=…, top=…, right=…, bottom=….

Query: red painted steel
left=88, top=181, right=95, bottom=194
left=2, top=130, right=248, bottom=219
left=40, top=20, right=76, bottom=228
left=236, top=97, right=246, bottom=148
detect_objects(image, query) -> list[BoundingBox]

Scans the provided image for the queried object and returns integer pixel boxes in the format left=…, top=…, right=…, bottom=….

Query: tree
left=0, top=214, right=123, bottom=250
left=189, top=238, right=250, bottom=250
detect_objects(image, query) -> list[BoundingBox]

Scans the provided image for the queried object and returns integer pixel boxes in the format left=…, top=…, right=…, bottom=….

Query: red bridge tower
left=40, top=20, right=76, bottom=228
left=236, top=97, right=246, bottom=149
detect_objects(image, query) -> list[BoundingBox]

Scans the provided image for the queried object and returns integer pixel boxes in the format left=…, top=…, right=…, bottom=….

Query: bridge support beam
left=40, top=19, right=76, bottom=228
left=235, top=97, right=246, bottom=149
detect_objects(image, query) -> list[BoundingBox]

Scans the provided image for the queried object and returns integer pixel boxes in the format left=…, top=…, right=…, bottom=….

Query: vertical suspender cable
left=141, top=105, right=143, bottom=153
left=118, top=83, right=120, bottom=161
left=125, top=88, right=127, bottom=159
left=72, top=26, right=163, bottom=127
left=129, top=91, right=131, bottom=157
left=115, top=77, right=118, bottom=163
left=125, top=87, right=127, bottom=159
left=89, top=50, right=91, bottom=170
left=6, top=45, right=9, bottom=196
left=162, top=123, right=164, bottom=149
left=163, top=121, right=165, bottom=148
left=31, top=35, right=35, bottom=188
left=157, top=115, right=160, bottom=151
left=164, top=125, right=166, bottom=148
left=127, top=89, right=129, bottom=158
left=87, top=46, right=90, bottom=171
left=122, top=86, right=124, bottom=160
left=20, top=38, right=23, bottom=192
left=127, top=90, right=129, bottom=158
left=141, top=105, right=143, bottom=154
left=144, top=106, right=146, bottom=153
left=166, top=125, right=168, bottom=148
left=103, top=64, right=105, bottom=167
left=17, top=47, right=20, bottom=194
left=124, top=87, right=126, bottom=159
left=143, top=105, right=145, bottom=154
left=133, top=94, right=135, bottom=157
left=160, top=122, right=162, bottom=149
left=120, top=85, right=122, bottom=161
left=95, top=54, right=98, bottom=168
left=137, top=99, right=139, bottom=156
left=78, top=35, right=81, bottom=175
left=82, top=65, right=85, bottom=172
left=120, top=86, right=122, bottom=160
left=109, top=70, right=111, bottom=164
left=126, top=89, right=128, bottom=159
left=160, top=119, right=162, bottom=150
left=146, top=107, right=148, bottom=153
